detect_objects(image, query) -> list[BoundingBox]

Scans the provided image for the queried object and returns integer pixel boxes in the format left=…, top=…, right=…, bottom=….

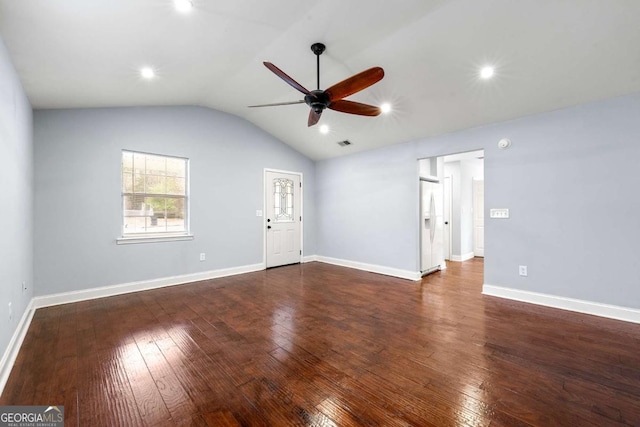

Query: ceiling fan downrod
left=311, top=42, right=325, bottom=90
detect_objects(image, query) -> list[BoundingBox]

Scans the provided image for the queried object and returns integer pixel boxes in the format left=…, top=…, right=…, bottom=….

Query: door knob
left=267, top=225, right=271, bottom=229
left=444, top=221, right=449, bottom=225
left=267, top=218, right=271, bottom=222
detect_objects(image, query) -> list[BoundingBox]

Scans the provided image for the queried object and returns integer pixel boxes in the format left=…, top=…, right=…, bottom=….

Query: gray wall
left=317, top=146, right=418, bottom=268
left=34, top=106, right=316, bottom=295
left=317, top=92, right=640, bottom=309
left=0, top=38, right=33, bottom=357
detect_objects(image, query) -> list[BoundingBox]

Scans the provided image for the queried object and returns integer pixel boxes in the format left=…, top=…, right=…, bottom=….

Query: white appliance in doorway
left=265, top=170, right=302, bottom=268
left=420, top=179, right=444, bottom=275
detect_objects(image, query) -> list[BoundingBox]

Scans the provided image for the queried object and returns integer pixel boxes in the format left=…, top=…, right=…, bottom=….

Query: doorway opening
left=418, top=150, right=484, bottom=275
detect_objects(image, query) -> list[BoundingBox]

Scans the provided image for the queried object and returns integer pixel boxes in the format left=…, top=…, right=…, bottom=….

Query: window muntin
left=121, top=150, right=188, bottom=236
left=273, top=178, right=294, bottom=222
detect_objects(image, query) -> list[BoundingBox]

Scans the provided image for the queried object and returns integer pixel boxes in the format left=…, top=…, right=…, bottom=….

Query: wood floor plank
left=134, top=334, right=199, bottom=422
left=46, top=304, right=78, bottom=427
left=2, top=259, right=640, bottom=426
left=202, top=410, right=242, bottom=427
left=76, top=299, right=145, bottom=427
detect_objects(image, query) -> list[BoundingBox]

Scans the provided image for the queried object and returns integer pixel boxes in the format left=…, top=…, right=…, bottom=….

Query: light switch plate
left=490, top=208, right=510, bottom=219
left=256, top=210, right=263, bottom=217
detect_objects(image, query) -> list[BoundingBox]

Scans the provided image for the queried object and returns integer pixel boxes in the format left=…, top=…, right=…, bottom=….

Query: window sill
left=116, top=234, right=194, bottom=245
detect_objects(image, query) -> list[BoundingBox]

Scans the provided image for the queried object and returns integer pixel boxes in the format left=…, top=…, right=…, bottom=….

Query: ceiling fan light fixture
left=319, top=124, right=330, bottom=134
left=380, top=103, right=392, bottom=114
left=480, top=66, right=494, bottom=79
left=174, top=0, right=193, bottom=13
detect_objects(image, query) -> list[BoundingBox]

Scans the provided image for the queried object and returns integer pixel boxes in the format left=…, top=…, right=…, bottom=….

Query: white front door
left=265, top=170, right=302, bottom=268
left=473, top=179, right=484, bottom=257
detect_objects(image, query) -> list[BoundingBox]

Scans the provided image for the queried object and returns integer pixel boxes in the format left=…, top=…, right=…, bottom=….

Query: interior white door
left=265, top=171, right=301, bottom=268
left=443, top=176, right=452, bottom=261
left=473, top=179, right=484, bottom=257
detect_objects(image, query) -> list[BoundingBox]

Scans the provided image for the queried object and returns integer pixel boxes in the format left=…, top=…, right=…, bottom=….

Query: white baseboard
left=31, top=263, right=265, bottom=309
left=0, top=301, right=36, bottom=396
left=302, top=255, right=318, bottom=263
left=451, top=252, right=475, bottom=262
left=483, top=284, right=640, bottom=324
left=316, top=256, right=421, bottom=281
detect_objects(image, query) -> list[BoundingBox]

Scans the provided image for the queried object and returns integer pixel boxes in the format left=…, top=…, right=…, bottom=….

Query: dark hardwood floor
left=2, top=259, right=640, bottom=426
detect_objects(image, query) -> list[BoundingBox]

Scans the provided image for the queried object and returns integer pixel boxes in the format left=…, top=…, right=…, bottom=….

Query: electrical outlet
left=199, top=253, right=206, bottom=262
left=22, top=280, right=27, bottom=294
left=519, top=265, right=528, bottom=277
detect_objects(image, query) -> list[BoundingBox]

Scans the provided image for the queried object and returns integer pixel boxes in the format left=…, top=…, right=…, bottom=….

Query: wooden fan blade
left=308, top=109, right=322, bottom=127
left=248, top=100, right=305, bottom=108
left=325, top=67, right=384, bottom=102
left=328, top=100, right=381, bottom=116
left=263, top=62, right=312, bottom=96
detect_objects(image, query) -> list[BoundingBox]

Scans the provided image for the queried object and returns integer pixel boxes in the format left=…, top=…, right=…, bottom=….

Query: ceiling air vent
left=337, top=140, right=352, bottom=147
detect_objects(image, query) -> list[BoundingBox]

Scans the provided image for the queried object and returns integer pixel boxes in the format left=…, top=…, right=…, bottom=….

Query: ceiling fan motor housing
left=305, top=90, right=330, bottom=113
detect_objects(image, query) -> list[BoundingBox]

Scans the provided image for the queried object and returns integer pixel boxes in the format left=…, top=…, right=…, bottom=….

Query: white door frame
left=443, top=175, right=452, bottom=261
left=263, top=168, right=304, bottom=268
left=472, top=178, right=484, bottom=257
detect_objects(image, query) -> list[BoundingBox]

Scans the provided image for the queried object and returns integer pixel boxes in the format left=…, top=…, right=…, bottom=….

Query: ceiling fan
left=249, top=43, right=385, bottom=127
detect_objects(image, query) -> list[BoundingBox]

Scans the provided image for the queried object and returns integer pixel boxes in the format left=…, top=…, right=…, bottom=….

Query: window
left=273, top=178, right=294, bottom=222
left=120, top=150, right=189, bottom=240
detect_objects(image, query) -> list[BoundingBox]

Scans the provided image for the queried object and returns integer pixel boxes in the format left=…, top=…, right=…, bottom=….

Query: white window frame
left=116, top=150, right=193, bottom=245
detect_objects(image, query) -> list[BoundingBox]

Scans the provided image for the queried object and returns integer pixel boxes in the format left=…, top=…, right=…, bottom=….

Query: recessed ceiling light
left=319, top=124, right=330, bottom=134
left=174, top=0, right=193, bottom=13
left=140, top=67, right=155, bottom=79
left=380, top=103, right=392, bottom=114
left=480, top=66, right=494, bottom=79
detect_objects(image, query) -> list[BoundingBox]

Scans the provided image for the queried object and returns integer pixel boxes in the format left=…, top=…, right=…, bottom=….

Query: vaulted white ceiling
left=2, top=0, right=639, bottom=160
